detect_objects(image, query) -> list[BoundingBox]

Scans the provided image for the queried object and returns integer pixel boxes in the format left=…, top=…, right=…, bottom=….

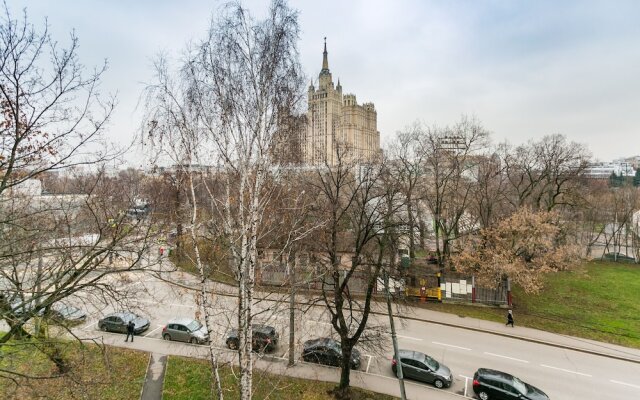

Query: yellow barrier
left=404, top=287, right=441, bottom=301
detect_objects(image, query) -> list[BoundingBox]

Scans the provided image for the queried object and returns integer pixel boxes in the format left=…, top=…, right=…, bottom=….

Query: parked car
left=302, top=337, right=361, bottom=370
left=98, top=312, right=150, bottom=334
left=9, top=298, right=33, bottom=318
left=473, top=368, right=549, bottom=400
left=41, top=302, right=87, bottom=324
left=392, top=349, right=452, bottom=388
left=226, top=324, right=279, bottom=353
left=162, top=318, right=209, bottom=344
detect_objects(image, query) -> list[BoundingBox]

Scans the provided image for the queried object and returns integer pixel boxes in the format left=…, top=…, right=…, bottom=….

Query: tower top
left=321, top=37, right=329, bottom=73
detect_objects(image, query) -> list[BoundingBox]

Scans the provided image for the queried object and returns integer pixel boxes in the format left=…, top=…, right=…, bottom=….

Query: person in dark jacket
left=506, top=309, right=514, bottom=327
left=125, top=320, right=135, bottom=342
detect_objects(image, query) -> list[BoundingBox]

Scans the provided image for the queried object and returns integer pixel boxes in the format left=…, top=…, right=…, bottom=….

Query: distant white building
left=584, top=161, right=636, bottom=179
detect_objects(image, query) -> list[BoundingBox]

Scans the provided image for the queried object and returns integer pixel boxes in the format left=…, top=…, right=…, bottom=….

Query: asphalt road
left=69, top=269, right=640, bottom=400
left=5, top=264, right=639, bottom=400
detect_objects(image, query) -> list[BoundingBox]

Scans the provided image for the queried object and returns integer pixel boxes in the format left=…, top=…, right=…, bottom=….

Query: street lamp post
left=384, top=270, right=407, bottom=400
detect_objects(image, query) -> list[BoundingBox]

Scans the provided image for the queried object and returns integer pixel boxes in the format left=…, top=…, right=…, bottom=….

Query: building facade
left=303, top=40, right=381, bottom=165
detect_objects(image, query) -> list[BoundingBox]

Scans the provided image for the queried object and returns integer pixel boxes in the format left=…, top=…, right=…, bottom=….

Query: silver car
left=162, top=318, right=209, bottom=344
left=392, top=349, right=453, bottom=389
left=41, top=302, right=87, bottom=324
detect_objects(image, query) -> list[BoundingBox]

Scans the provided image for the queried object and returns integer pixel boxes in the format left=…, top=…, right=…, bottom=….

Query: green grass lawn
left=0, top=340, right=148, bottom=399
left=415, top=260, right=640, bottom=348
left=163, top=356, right=398, bottom=400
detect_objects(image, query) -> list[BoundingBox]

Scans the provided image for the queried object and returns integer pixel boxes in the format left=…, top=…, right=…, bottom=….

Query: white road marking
left=540, top=364, right=592, bottom=377
left=432, top=341, right=471, bottom=351
left=397, top=334, right=423, bottom=341
left=365, top=354, right=373, bottom=373
left=459, top=374, right=473, bottom=397
left=82, top=321, right=98, bottom=331
left=610, top=380, right=640, bottom=390
left=144, top=325, right=164, bottom=337
left=484, top=352, right=529, bottom=363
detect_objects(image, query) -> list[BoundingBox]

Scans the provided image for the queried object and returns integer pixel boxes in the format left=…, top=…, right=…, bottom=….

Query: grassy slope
left=415, top=260, right=640, bottom=348
left=0, top=341, right=148, bottom=399
left=163, top=356, right=397, bottom=400
left=512, top=260, right=640, bottom=347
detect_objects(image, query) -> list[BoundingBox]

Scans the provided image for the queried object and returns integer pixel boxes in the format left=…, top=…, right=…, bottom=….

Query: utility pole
left=384, top=270, right=407, bottom=400
left=288, top=251, right=296, bottom=367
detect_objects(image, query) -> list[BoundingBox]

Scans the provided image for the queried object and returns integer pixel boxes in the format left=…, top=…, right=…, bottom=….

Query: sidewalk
left=105, top=334, right=463, bottom=400
left=140, top=353, right=167, bottom=400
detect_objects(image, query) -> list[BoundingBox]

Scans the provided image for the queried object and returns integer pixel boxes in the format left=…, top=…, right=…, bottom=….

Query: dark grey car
left=392, top=350, right=453, bottom=389
left=226, top=324, right=279, bottom=353
left=302, top=338, right=361, bottom=370
left=162, top=318, right=209, bottom=344
left=98, top=312, right=150, bottom=334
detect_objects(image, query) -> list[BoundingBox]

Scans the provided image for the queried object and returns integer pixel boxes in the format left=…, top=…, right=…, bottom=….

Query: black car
left=226, top=324, right=279, bottom=353
left=302, top=338, right=361, bottom=370
left=98, top=312, right=150, bottom=335
left=392, top=349, right=452, bottom=389
left=473, top=368, right=549, bottom=400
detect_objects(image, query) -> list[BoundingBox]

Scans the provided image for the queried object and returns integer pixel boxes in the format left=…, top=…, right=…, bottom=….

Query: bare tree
left=469, top=146, right=510, bottom=229
left=417, top=116, right=489, bottom=267
left=307, top=146, right=402, bottom=399
left=502, top=134, right=590, bottom=212
left=183, top=1, right=305, bottom=398
left=0, top=3, right=159, bottom=382
left=143, top=53, right=225, bottom=399
left=387, top=123, right=426, bottom=258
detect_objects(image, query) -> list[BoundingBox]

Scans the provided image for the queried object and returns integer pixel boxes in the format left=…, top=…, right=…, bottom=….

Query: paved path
left=140, top=353, right=167, bottom=400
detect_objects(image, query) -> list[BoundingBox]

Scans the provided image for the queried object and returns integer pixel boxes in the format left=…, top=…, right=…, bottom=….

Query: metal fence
left=440, top=274, right=508, bottom=305
left=257, top=263, right=373, bottom=294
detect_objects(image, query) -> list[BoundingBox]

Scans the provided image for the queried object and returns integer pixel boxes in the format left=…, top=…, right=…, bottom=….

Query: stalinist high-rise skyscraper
left=303, top=39, right=381, bottom=165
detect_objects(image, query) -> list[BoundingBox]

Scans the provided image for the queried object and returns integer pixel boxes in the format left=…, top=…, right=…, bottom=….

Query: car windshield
left=186, top=320, right=202, bottom=331
left=512, top=377, right=527, bottom=394
left=328, top=340, right=341, bottom=353
left=56, top=305, right=75, bottom=316
left=423, top=355, right=439, bottom=370
left=121, top=312, right=137, bottom=322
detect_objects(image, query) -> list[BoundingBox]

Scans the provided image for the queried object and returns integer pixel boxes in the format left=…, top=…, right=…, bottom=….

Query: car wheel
left=434, top=379, right=444, bottom=389
left=190, top=338, right=198, bottom=344
left=163, top=333, right=171, bottom=341
left=478, top=391, right=490, bottom=400
left=100, top=324, right=108, bottom=332
left=227, top=340, right=238, bottom=350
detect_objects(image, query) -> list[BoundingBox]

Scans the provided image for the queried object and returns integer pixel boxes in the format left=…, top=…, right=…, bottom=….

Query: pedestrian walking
left=506, top=309, right=514, bottom=327
left=125, top=320, right=135, bottom=342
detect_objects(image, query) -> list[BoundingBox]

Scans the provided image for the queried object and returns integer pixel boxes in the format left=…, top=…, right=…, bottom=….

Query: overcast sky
left=8, top=0, right=640, bottom=166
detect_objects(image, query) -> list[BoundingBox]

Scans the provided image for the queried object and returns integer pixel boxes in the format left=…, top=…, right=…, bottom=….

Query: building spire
left=321, top=37, right=329, bottom=72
